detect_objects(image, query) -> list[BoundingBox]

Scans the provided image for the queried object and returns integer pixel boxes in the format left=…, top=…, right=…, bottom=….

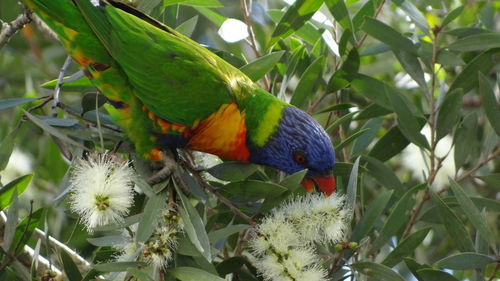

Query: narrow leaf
left=391, top=0, right=430, bottom=34
left=0, top=174, right=33, bottom=211
left=164, top=0, right=222, bottom=7
left=324, top=0, right=354, bottom=31
left=208, top=225, right=250, bottom=243
left=478, top=73, right=500, bottom=136
left=61, top=251, right=83, bottom=281
left=449, top=178, right=495, bottom=246
left=175, top=184, right=211, bottom=262
left=430, top=191, right=474, bottom=252
left=169, top=267, right=225, bottom=281
left=207, top=162, right=258, bottom=182
left=416, top=269, right=460, bottom=281
left=351, top=190, right=393, bottom=242
left=135, top=192, right=167, bottom=243
left=448, top=49, right=495, bottom=94
left=290, top=57, right=325, bottom=108
left=436, top=88, right=464, bottom=140
left=382, top=227, right=431, bottom=267
left=351, top=262, right=406, bottom=281
left=345, top=157, right=360, bottom=218
left=240, top=51, right=285, bottom=82
left=435, top=252, right=495, bottom=270
left=442, top=6, right=464, bottom=27
left=268, top=0, right=324, bottom=47
left=0, top=98, right=39, bottom=111
left=448, top=33, right=500, bottom=51
left=93, top=262, right=146, bottom=272
left=222, top=180, right=287, bottom=200
left=175, top=16, right=199, bottom=37
left=361, top=18, right=416, bottom=54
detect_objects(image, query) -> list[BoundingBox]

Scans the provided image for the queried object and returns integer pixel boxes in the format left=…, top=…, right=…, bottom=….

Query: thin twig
left=487, top=259, right=500, bottom=281
left=457, top=146, right=500, bottom=182
left=239, top=0, right=270, bottom=90
left=0, top=5, right=32, bottom=50
left=52, top=55, right=73, bottom=117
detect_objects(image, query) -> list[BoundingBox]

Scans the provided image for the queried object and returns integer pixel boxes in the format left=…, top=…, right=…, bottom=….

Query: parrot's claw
left=147, top=151, right=178, bottom=186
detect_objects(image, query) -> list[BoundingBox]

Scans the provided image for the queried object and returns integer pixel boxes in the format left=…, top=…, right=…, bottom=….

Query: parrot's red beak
left=301, top=174, right=336, bottom=196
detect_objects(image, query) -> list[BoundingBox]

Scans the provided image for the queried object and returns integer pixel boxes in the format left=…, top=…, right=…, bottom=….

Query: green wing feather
left=74, top=0, right=253, bottom=126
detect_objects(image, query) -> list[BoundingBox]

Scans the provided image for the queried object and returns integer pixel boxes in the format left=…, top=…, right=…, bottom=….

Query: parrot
left=22, top=0, right=337, bottom=195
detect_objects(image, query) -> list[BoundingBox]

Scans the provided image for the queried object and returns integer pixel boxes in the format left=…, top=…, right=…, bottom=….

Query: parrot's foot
left=147, top=150, right=178, bottom=186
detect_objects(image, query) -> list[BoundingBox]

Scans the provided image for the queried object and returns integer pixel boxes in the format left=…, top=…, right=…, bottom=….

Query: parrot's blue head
left=249, top=106, right=336, bottom=195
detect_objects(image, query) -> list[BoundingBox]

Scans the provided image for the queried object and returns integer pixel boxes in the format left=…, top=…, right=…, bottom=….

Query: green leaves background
left=0, top=0, right=499, bottom=280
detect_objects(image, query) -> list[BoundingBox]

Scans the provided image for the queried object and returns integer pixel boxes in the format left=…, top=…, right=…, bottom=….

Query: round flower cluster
left=250, top=193, right=349, bottom=281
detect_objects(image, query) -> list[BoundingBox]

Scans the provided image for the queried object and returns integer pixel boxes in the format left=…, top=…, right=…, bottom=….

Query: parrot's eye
left=293, top=151, right=307, bottom=165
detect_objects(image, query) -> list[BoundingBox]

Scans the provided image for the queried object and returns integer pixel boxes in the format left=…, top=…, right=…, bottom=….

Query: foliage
left=0, top=0, right=499, bottom=280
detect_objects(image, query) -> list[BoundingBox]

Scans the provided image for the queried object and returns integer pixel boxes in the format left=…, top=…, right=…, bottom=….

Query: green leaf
left=371, top=184, right=426, bottom=250
left=22, top=110, right=87, bottom=150
left=390, top=0, right=430, bottom=35
left=279, top=169, right=307, bottom=191
left=10, top=208, right=44, bottom=255
left=382, top=227, right=431, bottom=267
left=448, top=33, right=500, bottom=51
left=369, top=125, right=415, bottom=162
left=127, top=268, right=154, bottom=281
left=430, top=191, right=474, bottom=252
left=352, top=0, right=376, bottom=33
left=0, top=174, right=33, bottom=211
left=361, top=18, right=416, bottom=54
left=175, top=184, right=212, bottom=262
left=87, top=236, right=128, bottom=247
left=208, top=224, right=250, bottom=243
left=351, top=118, right=384, bottom=156
left=345, top=157, right=360, bottom=218
left=404, top=258, right=432, bottom=281
left=314, top=103, right=355, bottom=114
left=479, top=73, right=500, bottom=136
left=206, top=162, right=258, bottom=182
left=416, top=269, right=460, bottom=281
left=215, top=256, right=247, bottom=276
left=386, top=87, right=430, bottom=149
left=324, top=0, right=353, bottom=32
left=267, top=10, right=322, bottom=46
left=449, top=178, right=495, bottom=246
left=448, top=49, right=496, bottom=94
left=164, top=0, right=222, bottom=7
left=351, top=262, right=406, bottom=281
left=393, top=49, right=427, bottom=90
left=325, top=111, right=358, bottom=133
left=290, top=56, right=325, bottom=108
left=222, top=180, right=287, bottom=200
left=436, top=88, right=463, bottom=140
left=169, top=267, right=225, bottom=281
left=442, top=6, right=464, bottom=27
left=81, top=93, right=107, bottom=115
left=268, top=0, right=324, bottom=47
left=327, top=49, right=360, bottom=93
left=193, top=7, right=226, bottom=27
left=351, top=190, right=393, bottom=242
left=3, top=189, right=19, bottom=251
left=435, top=252, right=495, bottom=270
left=454, top=112, right=478, bottom=169
left=61, top=250, right=83, bottom=281
left=175, top=16, right=199, bottom=37
left=40, top=75, right=94, bottom=91
left=350, top=74, right=392, bottom=111
left=362, top=156, right=404, bottom=192
left=135, top=191, right=167, bottom=243
left=0, top=127, right=18, bottom=171
left=93, top=262, right=147, bottom=272
left=437, top=50, right=465, bottom=67
left=355, top=103, right=392, bottom=120
left=0, top=98, right=39, bottom=111
left=240, top=51, right=285, bottom=82
left=335, top=128, right=370, bottom=154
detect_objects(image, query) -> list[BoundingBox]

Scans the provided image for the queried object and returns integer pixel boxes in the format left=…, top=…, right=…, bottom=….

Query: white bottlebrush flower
left=250, top=193, right=348, bottom=281
left=141, top=207, right=183, bottom=268
left=69, top=152, right=135, bottom=230
left=274, top=193, right=348, bottom=244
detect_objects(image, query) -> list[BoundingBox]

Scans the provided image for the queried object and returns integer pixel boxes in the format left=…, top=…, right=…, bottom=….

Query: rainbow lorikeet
left=22, top=0, right=336, bottom=195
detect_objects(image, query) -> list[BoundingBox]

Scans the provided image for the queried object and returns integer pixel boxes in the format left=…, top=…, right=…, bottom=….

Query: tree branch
left=0, top=5, right=32, bottom=50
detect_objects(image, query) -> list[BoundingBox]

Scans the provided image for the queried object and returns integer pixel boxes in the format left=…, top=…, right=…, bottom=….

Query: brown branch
left=457, top=146, right=500, bottom=182
left=0, top=5, right=32, bottom=50
left=239, top=0, right=270, bottom=90
left=488, top=259, right=500, bottom=281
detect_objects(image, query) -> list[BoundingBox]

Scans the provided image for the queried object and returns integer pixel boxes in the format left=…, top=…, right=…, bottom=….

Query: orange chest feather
left=187, top=103, right=249, bottom=162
